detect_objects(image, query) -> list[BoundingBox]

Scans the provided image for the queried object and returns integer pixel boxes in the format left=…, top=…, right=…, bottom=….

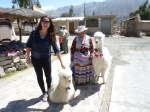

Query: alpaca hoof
left=102, top=82, right=106, bottom=84
left=93, top=82, right=96, bottom=85
left=93, top=81, right=98, bottom=84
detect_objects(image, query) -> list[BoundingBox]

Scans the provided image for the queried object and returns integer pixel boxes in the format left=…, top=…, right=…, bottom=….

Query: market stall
left=0, top=16, right=27, bottom=77
left=0, top=7, right=48, bottom=41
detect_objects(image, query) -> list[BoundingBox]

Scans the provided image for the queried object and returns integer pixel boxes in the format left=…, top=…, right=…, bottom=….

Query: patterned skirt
left=73, top=51, right=94, bottom=84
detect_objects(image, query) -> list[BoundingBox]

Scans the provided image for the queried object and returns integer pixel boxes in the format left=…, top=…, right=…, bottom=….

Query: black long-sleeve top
left=26, top=30, right=59, bottom=59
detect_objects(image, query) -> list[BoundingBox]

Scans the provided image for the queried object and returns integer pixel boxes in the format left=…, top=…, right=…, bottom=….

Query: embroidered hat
left=75, top=26, right=88, bottom=33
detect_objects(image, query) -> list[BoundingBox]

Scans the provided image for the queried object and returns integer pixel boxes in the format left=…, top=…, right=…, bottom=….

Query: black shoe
left=62, top=52, right=67, bottom=54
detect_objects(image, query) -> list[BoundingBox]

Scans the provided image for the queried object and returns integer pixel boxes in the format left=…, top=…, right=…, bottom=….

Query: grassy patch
left=1, top=68, right=28, bottom=79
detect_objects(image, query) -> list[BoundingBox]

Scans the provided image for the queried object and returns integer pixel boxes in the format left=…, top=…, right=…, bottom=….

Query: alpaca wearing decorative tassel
left=92, top=31, right=112, bottom=84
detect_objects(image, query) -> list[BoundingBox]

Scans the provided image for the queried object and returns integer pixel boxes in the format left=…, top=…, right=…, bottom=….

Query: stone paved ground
left=0, top=54, right=106, bottom=112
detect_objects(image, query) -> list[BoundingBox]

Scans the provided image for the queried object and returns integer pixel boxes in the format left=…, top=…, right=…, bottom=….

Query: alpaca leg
left=93, top=70, right=100, bottom=84
left=74, top=89, right=80, bottom=98
left=101, top=68, right=106, bottom=84
left=94, top=75, right=99, bottom=84
left=101, top=65, right=111, bottom=84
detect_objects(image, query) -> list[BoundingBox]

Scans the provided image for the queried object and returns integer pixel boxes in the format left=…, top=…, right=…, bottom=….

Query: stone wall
left=138, top=21, right=150, bottom=36
left=0, top=41, right=28, bottom=77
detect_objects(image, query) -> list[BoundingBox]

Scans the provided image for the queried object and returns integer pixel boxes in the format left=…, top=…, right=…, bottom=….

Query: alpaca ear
left=100, top=32, right=105, bottom=38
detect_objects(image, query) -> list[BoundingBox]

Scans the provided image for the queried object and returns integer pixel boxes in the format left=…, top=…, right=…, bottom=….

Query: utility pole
left=84, top=1, right=86, bottom=26
left=84, top=1, right=86, bottom=17
left=29, top=0, right=32, bottom=9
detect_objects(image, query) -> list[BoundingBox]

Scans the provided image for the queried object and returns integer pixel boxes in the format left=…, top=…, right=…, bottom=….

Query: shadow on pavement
left=69, top=83, right=102, bottom=106
left=45, top=83, right=102, bottom=112
left=0, top=95, right=43, bottom=112
left=0, top=83, right=102, bottom=112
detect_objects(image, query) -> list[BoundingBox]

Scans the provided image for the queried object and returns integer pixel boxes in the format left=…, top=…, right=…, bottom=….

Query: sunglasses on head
left=41, top=20, right=50, bottom=24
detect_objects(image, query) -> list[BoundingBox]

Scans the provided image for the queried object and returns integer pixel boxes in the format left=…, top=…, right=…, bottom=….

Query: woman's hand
left=56, top=52, right=65, bottom=69
left=89, top=55, right=93, bottom=60
left=26, top=57, right=31, bottom=64
left=70, top=54, right=74, bottom=62
left=61, top=63, right=65, bottom=69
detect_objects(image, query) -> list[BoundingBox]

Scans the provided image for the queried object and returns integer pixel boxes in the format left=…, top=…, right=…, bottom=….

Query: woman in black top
left=26, top=16, right=65, bottom=102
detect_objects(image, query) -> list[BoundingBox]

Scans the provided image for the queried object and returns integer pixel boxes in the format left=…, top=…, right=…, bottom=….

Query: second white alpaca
left=92, top=31, right=112, bottom=84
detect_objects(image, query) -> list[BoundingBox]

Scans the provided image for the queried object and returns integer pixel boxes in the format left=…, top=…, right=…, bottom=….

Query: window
left=86, top=19, right=98, bottom=27
left=79, top=21, right=84, bottom=26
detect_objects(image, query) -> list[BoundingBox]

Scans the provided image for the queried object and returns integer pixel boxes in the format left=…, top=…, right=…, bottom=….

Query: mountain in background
left=45, top=0, right=149, bottom=20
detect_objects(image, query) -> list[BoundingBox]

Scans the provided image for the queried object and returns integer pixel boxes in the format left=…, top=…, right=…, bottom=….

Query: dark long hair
left=36, top=16, right=56, bottom=45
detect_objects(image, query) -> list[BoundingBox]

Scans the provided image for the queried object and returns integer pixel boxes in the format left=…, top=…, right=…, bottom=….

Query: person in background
left=70, top=25, right=94, bottom=84
left=62, top=25, right=70, bottom=54
left=26, top=16, right=65, bottom=102
left=58, top=26, right=64, bottom=51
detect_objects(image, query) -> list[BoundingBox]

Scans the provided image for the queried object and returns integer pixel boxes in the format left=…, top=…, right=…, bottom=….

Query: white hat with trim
left=75, top=26, right=88, bottom=33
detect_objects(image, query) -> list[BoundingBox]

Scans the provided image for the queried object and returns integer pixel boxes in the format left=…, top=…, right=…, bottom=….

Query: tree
left=69, top=5, right=75, bottom=17
left=61, top=13, right=70, bottom=17
left=35, top=0, right=41, bottom=8
left=92, top=11, right=95, bottom=15
left=12, top=0, right=29, bottom=8
left=12, top=5, right=15, bottom=8
left=32, top=0, right=41, bottom=8
left=12, top=0, right=17, bottom=4
left=12, top=0, right=18, bottom=8
left=18, top=0, right=29, bottom=8
left=129, top=0, right=150, bottom=20
left=61, top=5, right=75, bottom=17
left=11, top=0, right=41, bottom=9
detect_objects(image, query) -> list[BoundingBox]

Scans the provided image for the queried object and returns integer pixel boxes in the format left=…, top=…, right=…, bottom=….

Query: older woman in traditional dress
left=70, top=26, right=94, bottom=84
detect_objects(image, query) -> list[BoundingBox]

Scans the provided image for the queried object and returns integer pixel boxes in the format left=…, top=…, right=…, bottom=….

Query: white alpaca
left=49, top=68, right=75, bottom=103
left=92, top=31, right=112, bottom=84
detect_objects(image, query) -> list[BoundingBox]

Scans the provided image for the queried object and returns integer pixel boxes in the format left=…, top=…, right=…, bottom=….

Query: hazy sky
left=0, top=0, right=106, bottom=10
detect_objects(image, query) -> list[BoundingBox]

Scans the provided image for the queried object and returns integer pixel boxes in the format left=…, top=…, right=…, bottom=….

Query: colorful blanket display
left=0, top=41, right=28, bottom=77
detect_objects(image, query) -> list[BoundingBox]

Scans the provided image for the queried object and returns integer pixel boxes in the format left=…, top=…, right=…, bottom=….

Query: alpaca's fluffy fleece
left=92, top=31, right=112, bottom=84
left=49, top=68, right=75, bottom=103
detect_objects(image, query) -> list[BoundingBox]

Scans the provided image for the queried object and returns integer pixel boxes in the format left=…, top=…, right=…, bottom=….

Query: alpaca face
left=60, top=75, right=72, bottom=85
left=58, top=69, right=73, bottom=87
left=95, top=36, right=103, bottom=44
left=94, top=36, right=104, bottom=48
left=94, top=31, right=105, bottom=49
